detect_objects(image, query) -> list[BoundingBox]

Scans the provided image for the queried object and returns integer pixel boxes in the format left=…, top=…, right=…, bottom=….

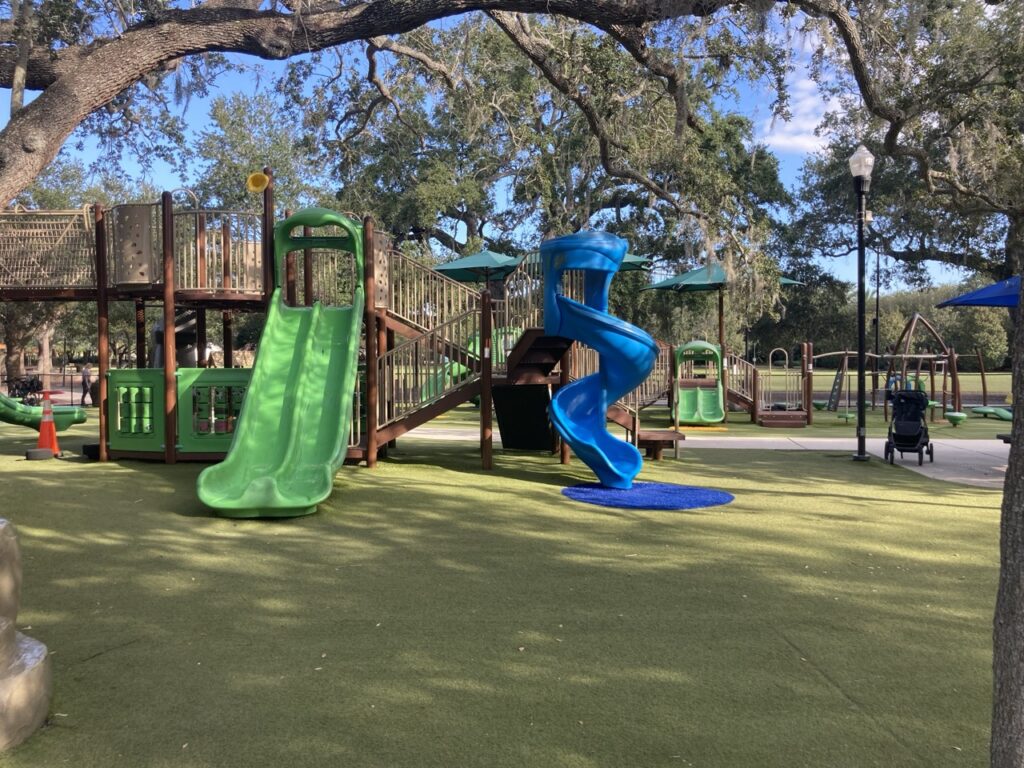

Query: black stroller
left=884, top=390, right=934, bottom=465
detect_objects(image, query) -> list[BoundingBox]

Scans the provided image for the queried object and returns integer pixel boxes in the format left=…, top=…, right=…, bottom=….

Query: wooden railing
left=566, top=338, right=671, bottom=417
left=725, top=352, right=757, bottom=406
left=495, top=259, right=587, bottom=330
left=170, top=209, right=263, bottom=293
left=377, top=309, right=482, bottom=427
left=384, top=249, right=480, bottom=331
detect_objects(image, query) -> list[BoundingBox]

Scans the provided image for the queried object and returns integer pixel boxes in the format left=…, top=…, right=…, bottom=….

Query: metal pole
left=480, top=288, right=493, bottom=470
left=854, top=178, right=869, bottom=461
left=873, top=249, right=880, bottom=405
left=95, top=205, right=110, bottom=462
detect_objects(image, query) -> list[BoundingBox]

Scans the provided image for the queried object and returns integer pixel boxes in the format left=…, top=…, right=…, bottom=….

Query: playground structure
left=812, top=313, right=966, bottom=424
left=0, top=180, right=683, bottom=502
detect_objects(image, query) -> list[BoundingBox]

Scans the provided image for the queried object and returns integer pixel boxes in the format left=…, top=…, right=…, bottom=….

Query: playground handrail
left=383, top=249, right=481, bottom=331
left=170, top=209, right=264, bottom=293
left=570, top=339, right=672, bottom=417
left=377, top=308, right=482, bottom=428
left=725, top=352, right=756, bottom=405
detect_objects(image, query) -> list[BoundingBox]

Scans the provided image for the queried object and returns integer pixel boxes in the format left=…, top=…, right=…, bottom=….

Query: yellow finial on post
left=246, top=172, right=270, bottom=193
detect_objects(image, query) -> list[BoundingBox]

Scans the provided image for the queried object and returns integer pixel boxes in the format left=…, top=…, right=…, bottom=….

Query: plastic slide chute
left=542, top=232, right=658, bottom=489
left=196, top=208, right=364, bottom=518
left=0, top=392, right=87, bottom=432
left=672, top=340, right=725, bottom=425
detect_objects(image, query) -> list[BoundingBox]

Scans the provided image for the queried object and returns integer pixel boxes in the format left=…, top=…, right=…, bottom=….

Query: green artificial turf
left=0, top=419, right=1000, bottom=768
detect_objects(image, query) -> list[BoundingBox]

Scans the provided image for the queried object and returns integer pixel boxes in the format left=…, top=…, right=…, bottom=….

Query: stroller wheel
left=918, top=449, right=924, bottom=466
left=928, top=444, right=934, bottom=463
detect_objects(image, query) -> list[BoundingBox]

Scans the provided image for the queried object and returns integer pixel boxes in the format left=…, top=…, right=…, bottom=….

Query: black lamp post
left=849, top=144, right=875, bottom=461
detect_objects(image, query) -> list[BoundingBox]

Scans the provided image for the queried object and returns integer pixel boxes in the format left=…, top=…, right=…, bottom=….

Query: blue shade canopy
left=936, top=276, right=1020, bottom=308
left=434, top=250, right=523, bottom=283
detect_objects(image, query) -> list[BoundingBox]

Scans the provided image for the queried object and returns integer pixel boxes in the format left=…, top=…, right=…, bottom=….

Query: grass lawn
left=0, top=418, right=1000, bottom=768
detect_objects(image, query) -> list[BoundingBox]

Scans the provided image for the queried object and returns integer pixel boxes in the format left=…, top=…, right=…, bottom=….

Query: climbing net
left=0, top=206, right=96, bottom=290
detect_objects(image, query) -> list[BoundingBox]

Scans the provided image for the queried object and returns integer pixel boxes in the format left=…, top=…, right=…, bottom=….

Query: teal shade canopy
left=620, top=253, right=652, bottom=272
left=643, top=264, right=804, bottom=292
left=434, top=250, right=524, bottom=283
left=643, top=263, right=727, bottom=292
left=526, top=251, right=650, bottom=272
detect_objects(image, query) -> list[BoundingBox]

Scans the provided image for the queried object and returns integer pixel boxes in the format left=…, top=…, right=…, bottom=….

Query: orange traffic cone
left=37, top=392, right=60, bottom=456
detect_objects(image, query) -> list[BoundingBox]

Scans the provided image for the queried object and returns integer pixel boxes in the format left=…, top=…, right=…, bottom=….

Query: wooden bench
left=637, top=429, right=685, bottom=460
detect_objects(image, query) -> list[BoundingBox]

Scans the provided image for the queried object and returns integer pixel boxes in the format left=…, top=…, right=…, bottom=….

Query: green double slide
left=0, top=392, right=87, bottom=432
left=196, top=209, right=364, bottom=518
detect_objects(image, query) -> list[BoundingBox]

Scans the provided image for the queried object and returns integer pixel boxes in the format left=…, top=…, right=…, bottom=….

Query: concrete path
left=681, top=434, right=1010, bottom=490
left=410, top=425, right=1010, bottom=491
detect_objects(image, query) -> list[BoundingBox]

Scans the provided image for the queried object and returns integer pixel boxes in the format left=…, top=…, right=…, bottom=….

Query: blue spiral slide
left=542, top=232, right=658, bottom=489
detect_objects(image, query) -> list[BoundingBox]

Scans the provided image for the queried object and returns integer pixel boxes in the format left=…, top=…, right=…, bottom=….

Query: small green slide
left=0, top=392, right=87, bottom=432
left=675, top=386, right=725, bottom=424
left=196, top=208, right=364, bottom=518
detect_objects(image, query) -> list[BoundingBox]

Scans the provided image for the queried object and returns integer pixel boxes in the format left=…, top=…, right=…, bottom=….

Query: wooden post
left=386, top=328, right=396, bottom=446
left=196, top=212, right=207, bottom=288
left=751, top=368, right=760, bottom=424
left=949, top=348, right=961, bottom=412
left=718, top=287, right=728, bottom=422
left=261, top=166, right=274, bottom=306
left=559, top=346, right=571, bottom=464
left=363, top=217, right=378, bottom=468
left=161, top=191, right=177, bottom=465
left=196, top=309, right=207, bottom=367
left=928, top=360, right=937, bottom=423
left=285, top=252, right=297, bottom=306
left=221, top=218, right=232, bottom=291
left=977, top=347, right=988, bottom=407
left=95, top=205, right=110, bottom=462
left=134, top=299, right=146, bottom=369
left=223, top=311, right=233, bottom=368
left=303, top=226, right=314, bottom=306
left=480, top=288, right=493, bottom=469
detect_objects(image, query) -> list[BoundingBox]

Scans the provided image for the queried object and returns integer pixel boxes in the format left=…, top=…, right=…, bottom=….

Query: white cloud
left=758, top=71, right=838, bottom=156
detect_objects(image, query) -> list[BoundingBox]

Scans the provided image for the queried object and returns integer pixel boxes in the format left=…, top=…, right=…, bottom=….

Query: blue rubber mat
left=562, top=482, right=734, bottom=510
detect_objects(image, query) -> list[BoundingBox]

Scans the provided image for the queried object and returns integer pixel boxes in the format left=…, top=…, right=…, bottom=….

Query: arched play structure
left=672, top=340, right=725, bottom=426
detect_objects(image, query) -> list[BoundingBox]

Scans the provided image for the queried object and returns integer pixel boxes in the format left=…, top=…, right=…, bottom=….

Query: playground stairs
left=726, top=387, right=754, bottom=413
left=501, top=330, right=573, bottom=384
left=757, top=409, right=808, bottom=428
left=346, top=376, right=483, bottom=462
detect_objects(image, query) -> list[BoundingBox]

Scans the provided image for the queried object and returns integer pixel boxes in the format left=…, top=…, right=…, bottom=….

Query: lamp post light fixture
left=849, top=144, right=875, bottom=461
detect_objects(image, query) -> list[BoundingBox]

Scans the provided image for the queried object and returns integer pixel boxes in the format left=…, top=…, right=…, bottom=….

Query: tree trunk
left=36, top=321, right=53, bottom=389
left=991, top=219, right=1024, bottom=767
